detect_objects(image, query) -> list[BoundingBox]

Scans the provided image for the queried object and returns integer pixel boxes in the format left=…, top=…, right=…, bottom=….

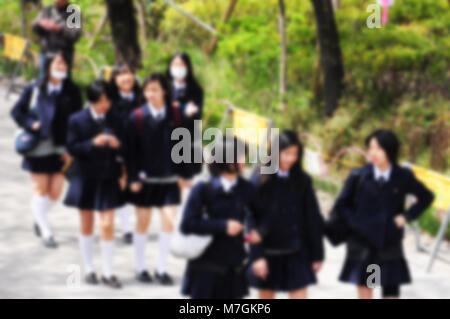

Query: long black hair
left=38, top=51, right=71, bottom=94
left=108, top=62, right=141, bottom=101
left=365, top=129, right=400, bottom=164
left=258, top=129, right=306, bottom=187
left=166, top=52, right=201, bottom=92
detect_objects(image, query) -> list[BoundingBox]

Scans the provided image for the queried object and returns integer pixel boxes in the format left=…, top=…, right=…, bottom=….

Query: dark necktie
left=378, top=176, right=386, bottom=186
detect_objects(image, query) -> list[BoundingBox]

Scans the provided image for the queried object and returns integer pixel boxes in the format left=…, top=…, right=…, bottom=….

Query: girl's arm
left=402, top=169, right=434, bottom=221
left=10, top=84, right=37, bottom=131
left=67, top=117, right=106, bottom=158
left=303, top=176, right=325, bottom=262
left=246, top=186, right=268, bottom=261
left=180, top=183, right=228, bottom=235
left=125, top=112, right=140, bottom=183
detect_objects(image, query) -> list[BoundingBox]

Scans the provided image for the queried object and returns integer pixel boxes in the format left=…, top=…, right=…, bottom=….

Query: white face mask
left=170, top=67, right=187, bottom=80
left=51, top=70, right=67, bottom=80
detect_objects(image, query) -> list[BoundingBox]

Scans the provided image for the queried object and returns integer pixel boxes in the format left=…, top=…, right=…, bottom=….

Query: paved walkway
left=0, top=86, right=449, bottom=298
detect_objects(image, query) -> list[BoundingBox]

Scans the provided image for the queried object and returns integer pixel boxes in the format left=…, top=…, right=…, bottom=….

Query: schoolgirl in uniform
left=248, top=130, right=324, bottom=299
left=109, top=62, right=141, bottom=244
left=180, top=137, right=262, bottom=299
left=126, top=73, right=181, bottom=285
left=166, top=52, right=204, bottom=184
left=11, top=52, right=82, bottom=248
left=327, top=129, right=434, bottom=299
left=64, top=80, right=124, bottom=289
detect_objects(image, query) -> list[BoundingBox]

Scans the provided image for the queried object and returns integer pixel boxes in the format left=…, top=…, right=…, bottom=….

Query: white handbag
left=170, top=209, right=213, bottom=260
left=170, top=184, right=213, bottom=260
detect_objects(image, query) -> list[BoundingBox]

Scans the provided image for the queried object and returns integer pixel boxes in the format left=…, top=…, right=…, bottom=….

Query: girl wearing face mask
left=109, top=63, right=142, bottom=244
left=64, top=80, right=124, bottom=289
left=166, top=52, right=204, bottom=186
left=126, top=73, right=181, bottom=285
left=11, top=52, right=82, bottom=248
left=326, top=129, right=434, bottom=299
left=248, top=130, right=324, bottom=299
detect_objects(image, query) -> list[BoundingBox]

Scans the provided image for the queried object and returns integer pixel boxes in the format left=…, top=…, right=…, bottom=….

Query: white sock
left=47, top=198, right=57, bottom=212
left=79, top=235, right=95, bottom=274
left=156, top=231, right=172, bottom=275
left=31, top=195, right=52, bottom=239
left=117, top=205, right=133, bottom=234
left=101, top=240, right=114, bottom=279
left=134, top=232, right=147, bottom=273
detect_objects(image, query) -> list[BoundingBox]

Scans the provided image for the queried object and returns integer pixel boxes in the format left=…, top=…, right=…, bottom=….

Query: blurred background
left=0, top=0, right=449, bottom=298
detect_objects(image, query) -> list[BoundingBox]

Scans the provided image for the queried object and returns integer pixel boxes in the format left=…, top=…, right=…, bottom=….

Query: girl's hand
left=394, top=215, right=407, bottom=228
left=119, top=175, right=127, bottom=191
left=31, top=121, right=40, bottom=131
left=253, top=258, right=269, bottom=280
left=130, top=182, right=142, bottom=193
left=185, top=102, right=199, bottom=117
left=60, top=152, right=71, bottom=164
left=108, top=136, right=120, bottom=149
left=226, top=220, right=244, bottom=237
left=247, top=229, right=262, bottom=244
left=312, top=261, right=323, bottom=273
left=93, top=134, right=109, bottom=146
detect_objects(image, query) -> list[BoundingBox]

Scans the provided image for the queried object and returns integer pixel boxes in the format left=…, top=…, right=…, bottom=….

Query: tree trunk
left=207, top=0, right=239, bottom=55
left=311, top=0, right=344, bottom=116
left=105, top=0, right=141, bottom=69
left=278, top=0, right=287, bottom=111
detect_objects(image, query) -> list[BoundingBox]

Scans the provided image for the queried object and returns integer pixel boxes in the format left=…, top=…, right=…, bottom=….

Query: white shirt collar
left=373, top=165, right=392, bottom=181
left=220, top=176, right=238, bottom=193
left=173, top=81, right=187, bottom=90
left=277, top=169, right=290, bottom=178
left=47, top=81, right=63, bottom=95
left=147, top=103, right=166, bottom=120
left=119, top=90, right=134, bottom=101
left=89, top=106, right=105, bottom=121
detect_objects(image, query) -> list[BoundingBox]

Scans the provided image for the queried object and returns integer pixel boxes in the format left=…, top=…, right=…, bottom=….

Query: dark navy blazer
left=332, top=164, right=434, bottom=249
left=249, top=171, right=325, bottom=262
left=181, top=177, right=261, bottom=268
left=11, top=80, right=82, bottom=146
left=126, top=104, right=178, bottom=183
left=66, top=107, right=123, bottom=180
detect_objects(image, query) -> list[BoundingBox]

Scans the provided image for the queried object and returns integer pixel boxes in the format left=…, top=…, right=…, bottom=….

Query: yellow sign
left=102, top=66, right=113, bottom=82
left=231, top=107, right=271, bottom=146
left=410, top=165, right=450, bottom=211
left=2, top=34, right=28, bottom=61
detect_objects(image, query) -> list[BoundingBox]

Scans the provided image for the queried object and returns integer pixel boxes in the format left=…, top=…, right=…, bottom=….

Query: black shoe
left=33, top=223, right=41, bottom=237
left=101, top=275, right=122, bottom=289
left=43, top=236, right=58, bottom=248
left=136, top=270, right=153, bottom=283
left=85, top=273, right=98, bottom=285
left=123, top=232, right=133, bottom=244
left=154, top=272, right=173, bottom=285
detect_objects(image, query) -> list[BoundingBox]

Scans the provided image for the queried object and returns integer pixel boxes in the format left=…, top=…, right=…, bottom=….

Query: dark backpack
left=325, top=171, right=366, bottom=246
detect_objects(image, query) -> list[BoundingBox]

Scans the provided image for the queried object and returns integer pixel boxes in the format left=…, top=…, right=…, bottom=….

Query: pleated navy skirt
left=22, top=154, right=64, bottom=174
left=127, top=182, right=180, bottom=208
left=339, top=249, right=411, bottom=287
left=182, top=265, right=249, bottom=299
left=64, top=176, right=124, bottom=211
left=247, top=251, right=317, bottom=291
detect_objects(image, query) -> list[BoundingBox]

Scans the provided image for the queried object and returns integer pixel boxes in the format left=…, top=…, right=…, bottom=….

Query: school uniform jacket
left=11, top=80, right=82, bottom=146
left=181, top=177, right=261, bottom=270
left=66, top=108, right=123, bottom=180
left=126, top=104, right=178, bottom=183
left=331, top=164, right=434, bottom=254
left=249, top=171, right=325, bottom=262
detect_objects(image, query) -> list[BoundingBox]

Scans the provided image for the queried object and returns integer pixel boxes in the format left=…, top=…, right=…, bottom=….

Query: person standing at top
left=33, top=0, right=82, bottom=76
left=166, top=52, right=204, bottom=186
